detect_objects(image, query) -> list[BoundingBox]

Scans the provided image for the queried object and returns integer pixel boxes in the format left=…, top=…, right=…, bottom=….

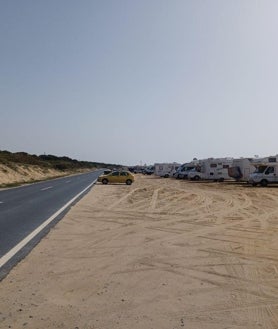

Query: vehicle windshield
left=254, top=165, right=267, bottom=173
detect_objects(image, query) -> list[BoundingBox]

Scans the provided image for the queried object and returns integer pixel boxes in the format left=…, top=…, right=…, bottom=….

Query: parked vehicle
left=142, top=166, right=154, bottom=175
left=174, top=161, right=199, bottom=179
left=249, top=162, right=278, bottom=187
left=154, top=163, right=181, bottom=178
left=102, top=168, right=112, bottom=175
left=98, top=170, right=135, bottom=185
left=188, top=158, right=233, bottom=181
left=228, top=158, right=256, bottom=182
left=133, top=167, right=144, bottom=174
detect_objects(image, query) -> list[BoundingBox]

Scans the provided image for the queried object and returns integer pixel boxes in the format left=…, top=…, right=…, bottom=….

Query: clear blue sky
left=1, top=1, right=278, bottom=166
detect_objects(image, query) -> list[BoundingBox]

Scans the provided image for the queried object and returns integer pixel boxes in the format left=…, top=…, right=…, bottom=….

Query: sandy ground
left=0, top=163, right=93, bottom=187
left=1, top=175, right=278, bottom=328
left=0, top=163, right=68, bottom=186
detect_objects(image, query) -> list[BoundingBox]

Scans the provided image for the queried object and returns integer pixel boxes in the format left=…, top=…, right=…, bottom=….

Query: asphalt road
left=0, top=170, right=102, bottom=278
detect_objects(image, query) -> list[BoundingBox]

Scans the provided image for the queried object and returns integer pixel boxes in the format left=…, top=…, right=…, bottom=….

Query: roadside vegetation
left=0, top=150, right=121, bottom=171
left=0, top=150, right=122, bottom=188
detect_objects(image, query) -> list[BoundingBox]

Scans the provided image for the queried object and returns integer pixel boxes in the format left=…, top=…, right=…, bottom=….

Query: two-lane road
left=0, top=170, right=102, bottom=279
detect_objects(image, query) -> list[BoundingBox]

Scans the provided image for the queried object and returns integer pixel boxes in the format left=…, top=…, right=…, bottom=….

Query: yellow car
left=98, top=170, right=135, bottom=185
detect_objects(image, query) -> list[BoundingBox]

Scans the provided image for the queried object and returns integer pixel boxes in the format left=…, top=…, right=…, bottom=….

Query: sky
left=1, top=0, right=278, bottom=166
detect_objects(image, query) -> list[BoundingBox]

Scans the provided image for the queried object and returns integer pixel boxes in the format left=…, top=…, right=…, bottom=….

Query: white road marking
left=0, top=179, right=97, bottom=269
left=65, top=180, right=71, bottom=183
left=0, top=201, right=3, bottom=204
left=41, top=186, right=53, bottom=191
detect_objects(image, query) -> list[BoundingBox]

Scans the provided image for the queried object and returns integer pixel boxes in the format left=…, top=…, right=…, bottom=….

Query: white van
left=174, top=161, right=199, bottom=179
left=154, top=163, right=181, bottom=178
left=188, top=158, right=233, bottom=181
left=249, top=163, right=278, bottom=186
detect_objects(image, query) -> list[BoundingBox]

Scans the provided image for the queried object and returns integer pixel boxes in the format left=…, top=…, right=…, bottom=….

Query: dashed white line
left=0, top=178, right=97, bottom=269
left=41, top=186, right=53, bottom=191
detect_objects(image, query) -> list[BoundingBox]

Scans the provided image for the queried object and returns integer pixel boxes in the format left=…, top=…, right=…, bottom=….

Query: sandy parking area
left=1, top=175, right=278, bottom=328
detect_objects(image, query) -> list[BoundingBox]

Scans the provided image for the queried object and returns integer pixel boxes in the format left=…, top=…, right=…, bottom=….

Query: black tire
left=194, top=175, right=200, bottom=181
left=252, top=183, right=257, bottom=186
left=102, top=178, right=108, bottom=185
left=164, top=174, right=169, bottom=178
left=260, top=179, right=268, bottom=187
left=218, top=178, right=224, bottom=182
left=126, top=179, right=132, bottom=185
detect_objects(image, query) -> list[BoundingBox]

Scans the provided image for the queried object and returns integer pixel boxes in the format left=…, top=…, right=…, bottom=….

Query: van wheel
left=102, top=178, right=108, bottom=185
left=218, top=178, right=224, bottom=182
left=260, top=179, right=268, bottom=187
left=164, top=174, right=169, bottom=178
left=194, top=175, right=200, bottom=181
left=126, top=179, right=132, bottom=185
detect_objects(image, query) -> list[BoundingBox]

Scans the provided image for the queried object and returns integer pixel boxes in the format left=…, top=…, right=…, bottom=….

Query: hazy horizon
left=1, top=1, right=278, bottom=166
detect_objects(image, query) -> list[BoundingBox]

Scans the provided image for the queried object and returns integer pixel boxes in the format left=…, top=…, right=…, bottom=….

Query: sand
left=0, top=163, right=68, bottom=186
left=1, top=175, right=278, bottom=328
left=0, top=163, right=93, bottom=187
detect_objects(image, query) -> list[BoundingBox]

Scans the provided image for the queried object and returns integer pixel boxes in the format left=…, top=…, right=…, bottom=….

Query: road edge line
left=0, top=179, right=97, bottom=269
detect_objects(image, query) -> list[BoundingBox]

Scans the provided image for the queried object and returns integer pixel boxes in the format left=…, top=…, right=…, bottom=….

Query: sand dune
left=0, top=163, right=91, bottom=187
left=0, top=163, right=66, bottom=186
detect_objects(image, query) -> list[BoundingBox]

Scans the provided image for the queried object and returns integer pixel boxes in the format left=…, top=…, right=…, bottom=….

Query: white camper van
left=249, top=164, right=278, bottom=186
left=228, top=158, right=256, bottom=182
left=188, top=158, right=233, bottom=181
left=248, top=156, right=278, bottom=186
left=154, top=163, right=181, bottom=178
left=174, top=160, right=199, bottom=179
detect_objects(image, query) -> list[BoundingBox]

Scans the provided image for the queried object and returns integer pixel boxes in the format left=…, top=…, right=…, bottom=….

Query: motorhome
left=248, top=155, right=278, bottom=186
left=188, top=158, right=233, bottom=181
left=174, top=160, right=199, bottom=179
left=228, top=158, right=256, bottom=182
left=154, top=163, right=181, bottom=178
left=249, top=163, right=278, bottom=186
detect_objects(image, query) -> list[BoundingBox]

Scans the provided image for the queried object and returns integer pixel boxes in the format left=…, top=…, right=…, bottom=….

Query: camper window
left=210, top=164, right=217, bottom=168
left=223, top=165, right=229, bottom=169
left=265, top=167, right=274, bottom=175
left=255, top=166, right=267, bottom=174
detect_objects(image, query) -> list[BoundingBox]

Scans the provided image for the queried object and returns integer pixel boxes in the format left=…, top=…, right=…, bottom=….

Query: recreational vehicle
left=248, top=156, right=278, bottom=186
left=249, top=163, right=278, bottom=186
left=174, top=160, right=199, bottom=179
left=154, top=163, right=181, bottom=178
left=228, top=158, right=256, bottom=182
left=188, top=158, right=233, bottom=181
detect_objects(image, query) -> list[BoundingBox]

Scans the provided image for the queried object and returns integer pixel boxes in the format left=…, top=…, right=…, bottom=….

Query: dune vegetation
left=0, top=150, right=121, bottom=187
